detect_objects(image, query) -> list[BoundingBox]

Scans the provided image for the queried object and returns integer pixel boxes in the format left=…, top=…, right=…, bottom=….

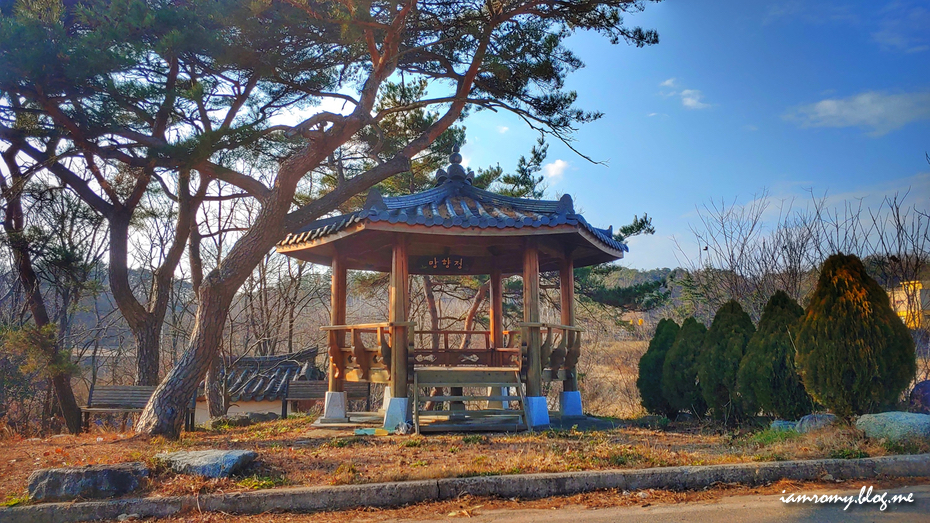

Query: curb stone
left=2, top=454, right=929, bottom=523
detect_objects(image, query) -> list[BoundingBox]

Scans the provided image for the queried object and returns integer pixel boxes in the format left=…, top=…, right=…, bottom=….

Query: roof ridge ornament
left=363, top=187, right=387, bottom=211
left=436, top=143, right=470, bottom=186
left=556, top=194, right=574, bottom=215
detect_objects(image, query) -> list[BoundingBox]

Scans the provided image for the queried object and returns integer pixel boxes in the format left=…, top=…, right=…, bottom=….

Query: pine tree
left=662, top=317, right=708, bottom=417
left=698, top=301, right=755, bottom=422
left=795, top=253, right=917, bottom=417
left=638, top=319, right=680, bottom=417
left=736, top=291, right=812, bottom=419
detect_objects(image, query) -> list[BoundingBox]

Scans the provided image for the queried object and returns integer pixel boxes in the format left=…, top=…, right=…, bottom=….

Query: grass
left=880, top=438, right=930, bottom=455
left=829, top=448, right=870, bottom=459
left=461, top=434, right=490, bottom=445
left=746, top=428, right=801, bottom=447
left=2, top=494, right=28, bottom=507
left=0, top=414, right=920, bottom=499
left=235, top=475, right=287, bottom=490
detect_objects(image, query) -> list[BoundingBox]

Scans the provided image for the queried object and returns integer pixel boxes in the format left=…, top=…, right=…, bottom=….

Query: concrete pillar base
left=383, top=397, right=410, bottom=431
left=487, top=386, right=507, bottom=410
left=524, top=396, right=550, bottom=429
left=560, top=390, right=584, bottom=418
left=321, top=391, right=349, bottom=423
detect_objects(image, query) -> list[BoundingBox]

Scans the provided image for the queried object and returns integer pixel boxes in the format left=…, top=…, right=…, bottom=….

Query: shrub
left=637, top=319, right=680, bottom=417
left=795, top=254, right=916, bottom=417
left=737, top=291, right=813, bottom=420
left=698, top=301, right=755, bottom=422
left=662, top=317, right=708, bottom=417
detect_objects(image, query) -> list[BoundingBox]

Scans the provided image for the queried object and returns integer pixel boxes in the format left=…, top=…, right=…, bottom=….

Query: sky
left=455, top=0, right=930, bottom=270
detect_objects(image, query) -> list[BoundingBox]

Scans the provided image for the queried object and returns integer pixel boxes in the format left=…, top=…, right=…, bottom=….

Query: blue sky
left=457, top=0, right=930, bottom=269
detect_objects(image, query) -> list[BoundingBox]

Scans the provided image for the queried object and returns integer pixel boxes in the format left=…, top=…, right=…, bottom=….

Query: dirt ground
left=2, top=413, right=927, bottom=505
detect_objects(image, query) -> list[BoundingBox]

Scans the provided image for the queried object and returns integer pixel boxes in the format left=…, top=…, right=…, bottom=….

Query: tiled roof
left=213, top=348, right=323, bottom=402
left=278, top=148, right=627, bottom=254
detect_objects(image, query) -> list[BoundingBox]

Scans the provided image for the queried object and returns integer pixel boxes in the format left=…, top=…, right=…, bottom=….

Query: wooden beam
left=389, top=234, right=410, bottom=398
left=329, top=249, right=347, bottom=393
left=560, top=255, right=579, bottom=392
left=523, top=238, right=542, bottom=396
left=490, top=268, right=503, bottom=349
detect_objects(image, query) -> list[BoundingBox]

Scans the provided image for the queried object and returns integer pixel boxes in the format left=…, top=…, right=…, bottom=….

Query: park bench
left=82, top=385, right=195, bottom=432
left=281, top=380, right=371, bottom=418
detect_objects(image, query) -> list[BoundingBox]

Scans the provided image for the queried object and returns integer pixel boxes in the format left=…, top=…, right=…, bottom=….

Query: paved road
left=403, top=485, right=930, bottom=523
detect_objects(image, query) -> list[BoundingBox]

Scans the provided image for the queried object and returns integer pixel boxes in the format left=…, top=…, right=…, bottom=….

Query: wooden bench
left=282, top=380, right=371, bottom=418
left=82, top=386, right=195, bottom=432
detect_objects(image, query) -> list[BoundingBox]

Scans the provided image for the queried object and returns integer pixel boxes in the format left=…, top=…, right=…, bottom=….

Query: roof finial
left=450, top=143, right=463, bottom=165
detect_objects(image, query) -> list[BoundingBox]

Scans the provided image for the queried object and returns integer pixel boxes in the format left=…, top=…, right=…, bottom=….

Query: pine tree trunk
left=1, top=168, right=83, bottom=434
left=206, top=354, right=226, bottom=418
left=51, top=373, right=82, bottom=434
left=135, top=321, right=161, bottom=386
left=136, top=285, right=234, bottom=437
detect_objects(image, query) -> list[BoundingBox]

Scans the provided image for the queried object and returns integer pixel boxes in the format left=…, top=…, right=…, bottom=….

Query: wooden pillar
left=560, top=255, right=578, bottom=392
left=523, top=238, right=542, bottom=397
left=490, top=268, right=503, bottom=349
left=389, top=234, right=409, bottom=399
left=487, top=268, right=505, bottom=409
left=328, top=251, right=347, bottom=393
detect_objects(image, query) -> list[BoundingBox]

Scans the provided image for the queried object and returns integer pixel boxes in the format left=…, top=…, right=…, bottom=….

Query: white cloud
left=743, top=124, right=759, bottom=131
left=871, top=1, right=930, bottom=53
left=497, top=126, right=509, bottom=134
left=786, top=90, right=930, bottom=136
left=680, top=89, right=710, bottom=110
left=542, top=159, right=569, bottom=181
left=658, top=78, right=712, bottom=110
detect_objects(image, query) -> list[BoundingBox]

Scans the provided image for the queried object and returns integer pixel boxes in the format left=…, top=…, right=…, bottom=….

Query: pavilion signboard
left=414, top=255, right=471, bottom=274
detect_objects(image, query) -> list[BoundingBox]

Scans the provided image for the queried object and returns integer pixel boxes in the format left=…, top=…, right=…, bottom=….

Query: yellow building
left=888, top=280, right=930, bottom=329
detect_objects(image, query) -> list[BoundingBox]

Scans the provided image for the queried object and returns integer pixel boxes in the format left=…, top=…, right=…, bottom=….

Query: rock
left=821, top=474, right=835, bottom=481
left=856, top=412, right=930, bottom=442
left=117, top=514, right=141, bottom=522
left=636, top=491, right=650, bottom=499
left=796, top=413, right=837, bottom=433
left=155, top=449, right=257, bottom=478
left=675, top=412, right=695, bottom=422
left=27, top=462, right=149, bottom=502
left=246, top=412, right=280, bottom=423
left=909, top=381, right=930, bottom=414
left=770, top=420, right=798, bottom=432
left=205, top=414, right=252, bottom=430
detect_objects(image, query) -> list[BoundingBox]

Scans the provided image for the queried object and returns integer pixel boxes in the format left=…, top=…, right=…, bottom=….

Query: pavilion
left=276, top=145, right=627, bottom=431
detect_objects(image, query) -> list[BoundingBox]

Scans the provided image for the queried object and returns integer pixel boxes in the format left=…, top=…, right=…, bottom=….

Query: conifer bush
left=736, top=291, right=813, bottom=419
left=795, top=253, right=916, bottom=417
left=637, top=319, right=680, bottom=417
left=661, top=317, right=707, bottom=417
left=698, top=301, right=755, bottom=422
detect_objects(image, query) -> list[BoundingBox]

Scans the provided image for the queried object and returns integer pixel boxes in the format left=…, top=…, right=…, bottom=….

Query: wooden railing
left=321, top=322, right=415, bottom=383
left=409, top=329, right=523, bottom=369
left=517, top=322, right=583, bottom=374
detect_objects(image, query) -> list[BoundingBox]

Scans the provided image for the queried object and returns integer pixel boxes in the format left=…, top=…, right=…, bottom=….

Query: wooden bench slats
left=82, top=386, right=194, bottom=432
left=281, top=380, right=372, bottom=417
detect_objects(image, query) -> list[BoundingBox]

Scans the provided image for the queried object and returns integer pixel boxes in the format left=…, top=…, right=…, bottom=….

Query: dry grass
left=576, top=340, right=648, bottom=419
left=2, top=412, right=927, bottom=505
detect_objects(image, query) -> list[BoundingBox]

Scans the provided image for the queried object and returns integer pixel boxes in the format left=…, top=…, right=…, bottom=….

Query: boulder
left=796, top=413, right=836, bottom=433
left=856, top=412, right=930, bottom=442
left=770, top=420, right=798, bottom=432
left=205, top=414, right=252, bottom=430
left=155, top=449, right=257, bottom=478
left=247, top=412, right=279, bottom=423
left=909, top=381, right=930, bottom=414
left=27, top=462, right=149, bottom=502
